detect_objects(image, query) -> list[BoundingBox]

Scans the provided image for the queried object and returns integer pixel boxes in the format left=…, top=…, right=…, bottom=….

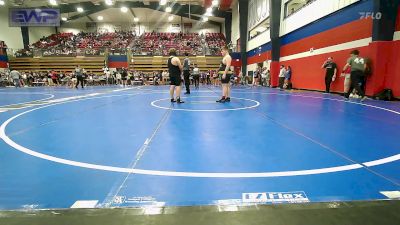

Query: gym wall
left=244, top=0, right=400, bottom=97
left=0, top=6, right=23, bottom=50
left=279, top=0, right=373, bottom=94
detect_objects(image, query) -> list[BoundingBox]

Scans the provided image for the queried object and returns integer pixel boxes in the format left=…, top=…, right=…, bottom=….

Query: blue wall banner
left=9, top=8, right=60, bottom=27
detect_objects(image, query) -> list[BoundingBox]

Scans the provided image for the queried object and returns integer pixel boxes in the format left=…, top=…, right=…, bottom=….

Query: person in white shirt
left=21, top=72, right=27, bottom=87
left=237, top=71, right=243, bottom=85
left=10, top=69, right=21, bottom=88
left=192, top=64, right=200, bottom=89
left=116, top=71, right=122, bottom=85
left=105, top=69, right=111, bottom=85
left=252, top=66, right=261, bottom=86
left=162, top=70, right=169, bottom=85
left=261, top=67, right=267, bottom=86
left=279, top=65, right=286, bottom=89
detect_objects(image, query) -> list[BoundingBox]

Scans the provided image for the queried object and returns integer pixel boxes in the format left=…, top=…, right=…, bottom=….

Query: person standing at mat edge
left=321, top=57, right=337, bottom=93
left=121, top=68, right=128, bottom=87
left=278, top=65, right=286, bottom=90
left=168, top=48, right=184, bottom=103
left=193, top=64, right=200, bottom=89
left=216, top=46, right=232, bottom=103
left=183, top=52, right=191, bottom=94
left=10, top=69, right=21, bottom=88
left=343, top=50, right=367, bottom=101
left=75, top=65, right=84, bottom=89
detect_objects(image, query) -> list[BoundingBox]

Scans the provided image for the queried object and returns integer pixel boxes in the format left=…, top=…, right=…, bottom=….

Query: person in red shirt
left=51, top=70, right=58, bottom=86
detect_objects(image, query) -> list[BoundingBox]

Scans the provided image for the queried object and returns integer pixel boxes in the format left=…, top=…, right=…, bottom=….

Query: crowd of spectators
left=14, top=31, right=226, bottom=57
left=0, top=67, right=238, bottom=88
left=0, top=69, right=167, bottom=87
left=0, top=67, right=272, bottom=88
left=205, top=33, right=227, bottom=55
left=15, top=31, right=138, bottom=57
left=0, top=69, right=84, bottom=87
left=141, top=32, right=204, bottom=56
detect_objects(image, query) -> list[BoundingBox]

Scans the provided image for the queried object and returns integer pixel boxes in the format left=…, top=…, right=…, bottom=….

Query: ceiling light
left=49, top=0, right=57, bottom=6
left=61, top=17, right=67, bottom=21
left=160, top=0, right=167, bottom=6
left=121, top=6, right=128, bottom=13
left=105, top=0, right=113, bottom=6
left=168, top=15, right=174, bottom=21
left=0, top=0, right=5, bottom=6
left=165, top=6, right=172, bottom=13
left=212, top=0, right=219, bottom=6
left=97, top=16, right=103, bottom=21
left=202, top=17, right=208, bottom=22
left=206, top=7, right=212, bottom=13
left=77, top=7, right=84, bottom=13
left=134, top=17, right=139, bottom=22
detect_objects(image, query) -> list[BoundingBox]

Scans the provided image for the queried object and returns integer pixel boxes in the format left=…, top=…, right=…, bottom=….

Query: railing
left=9, top=46, right=225, bottom=58
left=284, top=0, right=318, bottom=19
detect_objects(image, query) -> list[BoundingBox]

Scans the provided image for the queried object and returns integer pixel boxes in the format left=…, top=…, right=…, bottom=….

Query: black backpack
left=374, top=89, right=394, bottom=101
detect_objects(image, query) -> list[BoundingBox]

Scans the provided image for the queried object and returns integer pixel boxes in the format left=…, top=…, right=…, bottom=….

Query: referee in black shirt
left=321, top=57, right=337, bottom=93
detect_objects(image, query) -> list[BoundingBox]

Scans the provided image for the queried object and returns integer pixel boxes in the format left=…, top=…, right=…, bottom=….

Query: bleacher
left=9, top=55, right=222, bottom=75
left=9, top=57, right=104, bottom=75
left=9, top=31, right=227, bottom=74
left=129, top=56, right=222, bottom=72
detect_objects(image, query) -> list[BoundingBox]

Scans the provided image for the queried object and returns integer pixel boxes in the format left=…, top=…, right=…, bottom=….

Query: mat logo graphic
left=359, top=12, right=382, bottom=20
left=9, top=8, right=60, bottom=27
left=113, top=196, right=126, bottom=204
left=242, top=191, right=310, bottom=203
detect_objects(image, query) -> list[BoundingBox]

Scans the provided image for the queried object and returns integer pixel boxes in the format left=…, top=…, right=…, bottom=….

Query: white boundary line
left=138, top=86, right=253, bottom=91
left=0, top=93, right=399, bottom=178
left=0, top=93, right=54, bottom=108
left=151, top=96, right=260, bottom=112
left=0, top=87, right=139, bottom=112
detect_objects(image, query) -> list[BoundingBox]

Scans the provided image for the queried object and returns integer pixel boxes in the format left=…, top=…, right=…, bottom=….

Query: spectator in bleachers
left=17, top=31, right=225, bottom=57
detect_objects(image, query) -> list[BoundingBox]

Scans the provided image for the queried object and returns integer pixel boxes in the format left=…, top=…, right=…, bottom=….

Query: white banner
left=248, top=0, right=270, bottom=30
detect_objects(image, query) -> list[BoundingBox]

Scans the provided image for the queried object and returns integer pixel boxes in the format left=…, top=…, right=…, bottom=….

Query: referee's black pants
left=325, top=74, right=333, bottom=93
left=279, top=77, right=285, bottom=89
left=76, top=76, right=84, bottom=88
left=183, top=70, right=191, bottom=93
